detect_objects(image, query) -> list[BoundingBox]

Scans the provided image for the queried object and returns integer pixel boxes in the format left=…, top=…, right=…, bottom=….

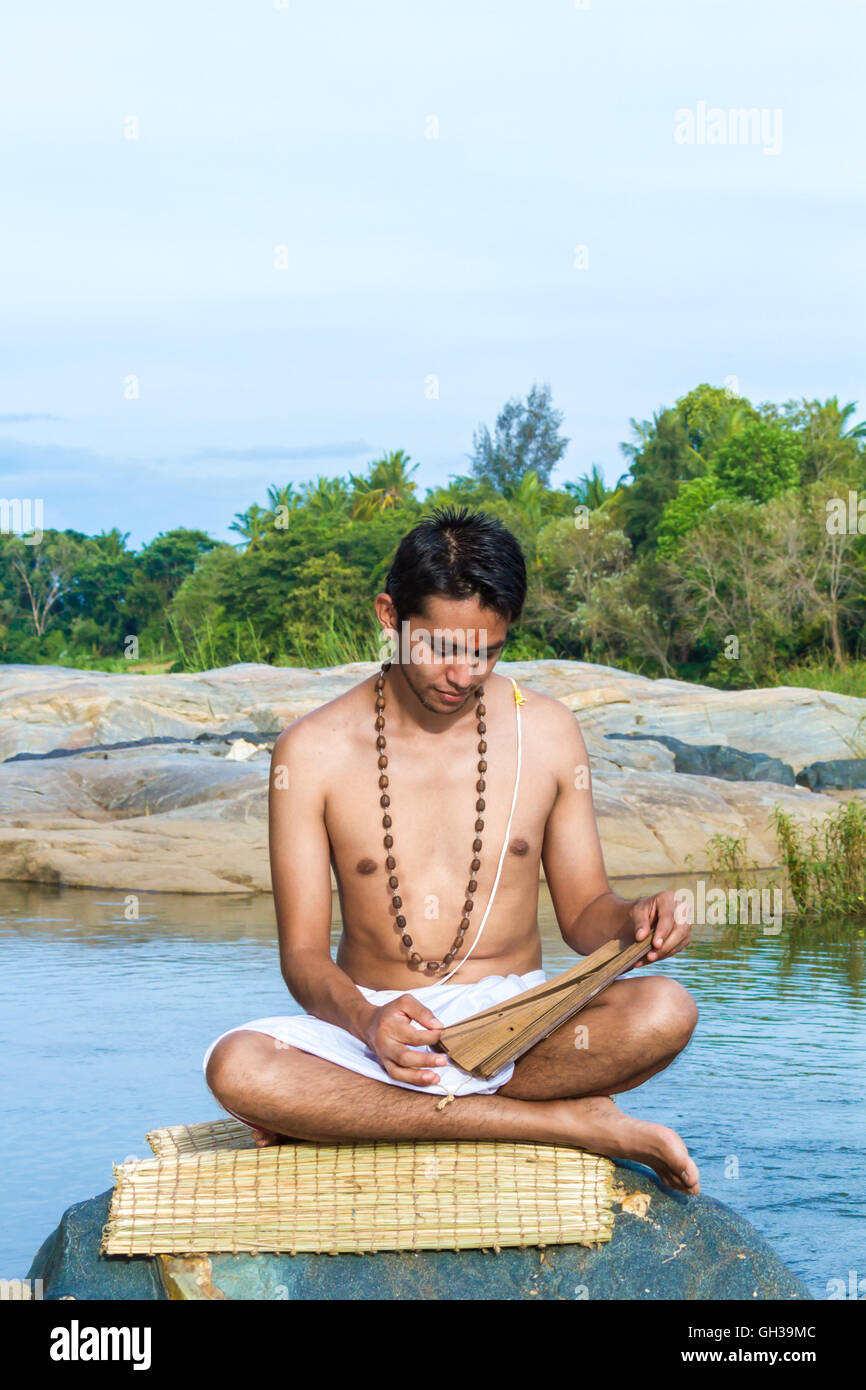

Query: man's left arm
left=541, top=703, right=692, bottom=965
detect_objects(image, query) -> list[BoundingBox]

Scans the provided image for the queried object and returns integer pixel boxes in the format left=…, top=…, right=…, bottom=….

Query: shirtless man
left=205, top=507, right=700, bottom=1194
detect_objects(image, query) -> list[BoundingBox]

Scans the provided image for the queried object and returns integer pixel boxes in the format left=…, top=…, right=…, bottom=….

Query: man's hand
left=363, top=994, right=447, bottom=1086
left=627, top=890, right=693, bottom=965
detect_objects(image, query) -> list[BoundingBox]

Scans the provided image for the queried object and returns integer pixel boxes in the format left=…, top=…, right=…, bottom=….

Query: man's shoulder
left=498, top=672, right=582, bottom=732
left=272, top=674, right=373, bottom=759
left=495, top=674, right=586, bottom=779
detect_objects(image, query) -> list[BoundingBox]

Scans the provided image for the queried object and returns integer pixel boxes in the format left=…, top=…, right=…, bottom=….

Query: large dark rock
left=605, top=733, right=797, bottom=786
left=28, top=1191, right=163, bottom=1300
left=28, top=1162, right=811, bottom=1301
left=796, top=758, right=866, bottom=791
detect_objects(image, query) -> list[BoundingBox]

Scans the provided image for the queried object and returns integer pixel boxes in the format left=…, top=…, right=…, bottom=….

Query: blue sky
left=2, top=0, right=863, bottom=547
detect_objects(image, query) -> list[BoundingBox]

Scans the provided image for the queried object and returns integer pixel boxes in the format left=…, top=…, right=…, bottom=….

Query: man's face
left=384, top=594, right=510, bottom=716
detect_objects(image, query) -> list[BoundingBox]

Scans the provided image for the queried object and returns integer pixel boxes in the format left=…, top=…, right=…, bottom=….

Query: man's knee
left=639, top=976, right=698, bottom=1049
left=205, top=1029, right=295, bottom=1109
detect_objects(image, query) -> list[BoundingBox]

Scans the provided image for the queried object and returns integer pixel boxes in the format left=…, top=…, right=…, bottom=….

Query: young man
left=204, top=507, right=700, bottom=1193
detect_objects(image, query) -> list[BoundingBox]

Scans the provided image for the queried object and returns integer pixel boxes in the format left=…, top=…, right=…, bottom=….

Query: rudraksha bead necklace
left=374, top=660, right=487, bottom=973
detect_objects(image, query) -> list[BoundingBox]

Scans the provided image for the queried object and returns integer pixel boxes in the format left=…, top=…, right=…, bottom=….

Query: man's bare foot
left=549, top=1095, right=700, bottom=1195
left=248, top=1124, right=291, bottom=1148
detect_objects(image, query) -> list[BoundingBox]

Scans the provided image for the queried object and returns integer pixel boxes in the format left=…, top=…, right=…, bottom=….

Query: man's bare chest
left=323, top=724, right=555, bottom=906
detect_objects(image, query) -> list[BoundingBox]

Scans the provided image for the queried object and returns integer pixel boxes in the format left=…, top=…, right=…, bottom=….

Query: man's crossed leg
left=206, top=974, right=700, bottom=1193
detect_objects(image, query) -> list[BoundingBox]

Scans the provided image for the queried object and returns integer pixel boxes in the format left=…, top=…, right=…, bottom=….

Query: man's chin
left=420, top=688, right=472, bottom=714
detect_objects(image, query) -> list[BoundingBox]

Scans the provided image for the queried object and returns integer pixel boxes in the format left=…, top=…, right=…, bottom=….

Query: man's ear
left=373, top=592, right=397, bottom=627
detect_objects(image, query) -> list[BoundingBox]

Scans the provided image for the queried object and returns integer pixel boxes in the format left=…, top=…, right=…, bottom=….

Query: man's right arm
left=268, top=722, right=446, bottom=1084
left=268, top=722, right=376, bottom=1044
left=271, top=717, right=447, bottom=1084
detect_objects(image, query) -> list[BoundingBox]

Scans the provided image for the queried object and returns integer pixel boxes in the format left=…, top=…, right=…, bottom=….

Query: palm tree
left=350, top=450, right=419, bottom=520
left=564, top=464, right=628, bottom=509
left=229, top=503, right=270, bottom=549
left=300, top=476, right=351, bottom=518
left=266, top=483, right=300, bottom=513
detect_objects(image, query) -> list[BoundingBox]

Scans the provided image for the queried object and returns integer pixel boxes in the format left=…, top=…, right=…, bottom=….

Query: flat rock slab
left=29, top=1161, right=810, bottom=1301
left=0, top=660, right=856, bottom=890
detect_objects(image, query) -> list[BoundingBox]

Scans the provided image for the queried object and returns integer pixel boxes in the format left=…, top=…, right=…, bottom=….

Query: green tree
left=563, top=464, right=626, bottom=509
left=781, top=397, right=865, bottom=484
left=572, top=555, right=680, bottom=676
left=299, top=476, right=351, bottom=518
left=674, top=383, right=756, bottom=456
left=1, top=530, right=81, bottom=638
left=124, top=528, right=217, bottom=651
left=656, top=474, right=726, bottom=558
left=350, top=451, right=419, bottom=519
left=711, top=417, right=804, bottom=503
left=525, top=509, right=632, bottom=654
left=470, top=382, right=569, bottom=492
left=229, top=502, right=271, bottom=549
left=671, top=497, right=796, bottom=684
left=618, top=408, right=701, bottom=554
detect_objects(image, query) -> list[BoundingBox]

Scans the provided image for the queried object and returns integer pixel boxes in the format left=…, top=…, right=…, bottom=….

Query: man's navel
left=356, top=857, right=378, bottom=875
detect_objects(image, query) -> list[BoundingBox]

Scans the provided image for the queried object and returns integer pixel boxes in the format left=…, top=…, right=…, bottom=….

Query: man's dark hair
left=384, top=506, right=527, bottom=623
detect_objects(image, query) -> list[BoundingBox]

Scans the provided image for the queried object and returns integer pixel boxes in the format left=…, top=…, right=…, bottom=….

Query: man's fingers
left=398, top=995, right=444, bottom=1031
left=384, top=1061, right=441, bottom=1086
left=632, top=899, right=656, bottom=939
left=394, top=1021, right=443, bottom=1045
left=388, top=1043, right=446, bottom=1072
left=655, top=924, right=691, bottom=958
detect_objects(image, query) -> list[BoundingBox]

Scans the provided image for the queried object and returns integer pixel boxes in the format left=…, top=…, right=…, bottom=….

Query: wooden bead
left=401, top=933, right=413, bottom=948
left=460, top=916, right=470, bottom=930
left=388, top=875, right=399, bottom=889
left=476, top=779, right=485, bottom=792
left=378, top=755, right=388, bottom=769
left=476, top=798, right=485, bottom=812
left=410, top=952, right=422, bottom=965
left=476, top=703, right=485, bottom=716
left=478, top=759, right=487, bottom=772
left=385, top=855, right=396, bottom=869
left=375, top=716, right=384, bottom=730
left=384, top=834, right=394, bottom=847
left=426, top=961, right=439, bottom=972
left=380, top=794, right=390, bottom=807
left=392, top=895, right=402, bottom=909
left=379, top=775, right=389, bottom=789
left=377, top=736, right=386, bottom=750
left=477, top=720, right=486, bottom=734
left=383, top=815, right=392, bottom=828
left=467, top=880, right=477, bottom=893
left=464, top=899, right=474, bottom=913
left=470, top=858, right=480, bottom=872
left=473, top=838, right=482, bottom=852
left=478, top=740, right=487, bottom=754
left=396, top=914, right=407, bottom=929
left=475, top=818, right=484, bottom=831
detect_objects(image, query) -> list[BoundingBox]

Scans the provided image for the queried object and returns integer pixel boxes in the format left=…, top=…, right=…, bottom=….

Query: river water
left=1, top=877, right=863, bottom=1299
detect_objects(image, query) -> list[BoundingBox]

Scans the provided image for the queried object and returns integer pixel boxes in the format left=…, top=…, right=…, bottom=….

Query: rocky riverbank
left=0, top=660, right=862, bottom=893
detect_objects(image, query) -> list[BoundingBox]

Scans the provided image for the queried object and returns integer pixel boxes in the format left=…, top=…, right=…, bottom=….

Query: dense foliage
left=2, top=383, right=865, bottom=685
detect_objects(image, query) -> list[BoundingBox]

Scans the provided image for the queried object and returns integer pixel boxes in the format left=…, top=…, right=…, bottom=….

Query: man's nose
left=442, top=665, right=475, bottom=690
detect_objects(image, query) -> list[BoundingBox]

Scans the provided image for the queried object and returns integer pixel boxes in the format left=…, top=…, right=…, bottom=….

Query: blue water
left=1, top=880, right=863, bottom=1298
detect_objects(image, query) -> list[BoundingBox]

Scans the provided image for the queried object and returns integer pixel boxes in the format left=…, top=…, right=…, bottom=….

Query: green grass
left=691, top=800, right=866, bottom=923
left=776, top=656, right=866, bottom=699
left=772, top=800, right=866, bottom=920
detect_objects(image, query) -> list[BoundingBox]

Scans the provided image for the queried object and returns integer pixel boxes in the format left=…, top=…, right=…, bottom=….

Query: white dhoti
left=202, top=969, right=547, bottom=1110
